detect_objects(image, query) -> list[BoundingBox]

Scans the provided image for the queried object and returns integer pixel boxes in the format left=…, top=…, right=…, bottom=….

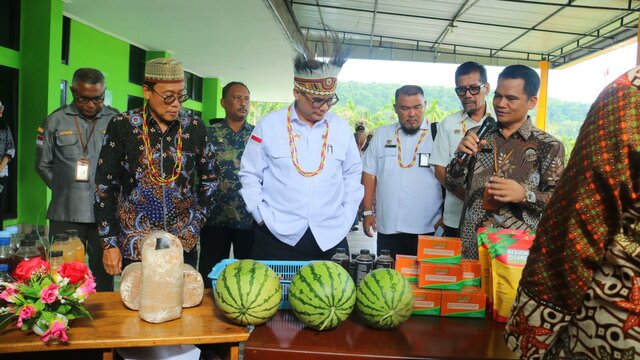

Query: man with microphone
left=445, top=64, right=565, bottom=259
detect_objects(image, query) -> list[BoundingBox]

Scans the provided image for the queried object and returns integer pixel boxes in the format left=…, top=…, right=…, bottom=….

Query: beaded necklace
left=396, top=127, right=427, bottom=168
left=141, top=107, right=183, bottom=186
left=287, top=105, right=329, bottom=177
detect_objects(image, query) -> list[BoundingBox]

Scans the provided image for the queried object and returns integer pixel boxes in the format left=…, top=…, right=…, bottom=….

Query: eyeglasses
left=152, top=88, right=189, bottom=105
left=455, top=83, right=486, bottom=97
left=73, top=90, right=105, bottom=104
left=300, top=91, right=339, bottom=108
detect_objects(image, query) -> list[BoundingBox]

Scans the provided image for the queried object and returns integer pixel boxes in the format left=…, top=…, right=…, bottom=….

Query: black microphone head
left=476, top=116, right=497, bottom=139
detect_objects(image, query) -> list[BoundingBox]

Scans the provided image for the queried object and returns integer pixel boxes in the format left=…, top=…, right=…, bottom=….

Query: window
left=60, top=80, right=68, bottom=106
left=61, top=16, right=70, bottom=64
left=127, top=95, right=144, bottom=111
left=184, top=72, right=203, bottom=102
left=0, top=65, right=19, bottom=220
left=129, top=45, right=146, bottom=85
left=0, top=0, right=20, bottom=50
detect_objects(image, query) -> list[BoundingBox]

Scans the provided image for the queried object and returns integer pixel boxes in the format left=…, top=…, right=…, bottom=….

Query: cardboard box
left=418, top=263, right=463, bottom=290
left=441, top=287, right=486, bottom=318
left=417, top=236, right=461, bottom=264
left=411, top=286, right=441, bottom=316
left=395, top=254, right=419, bottom=284
left=461, top=259, right=481, bottom=287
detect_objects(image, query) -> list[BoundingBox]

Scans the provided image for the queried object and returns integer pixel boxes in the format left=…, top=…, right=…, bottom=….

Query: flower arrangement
left=0, top=257, right=96, bottom=343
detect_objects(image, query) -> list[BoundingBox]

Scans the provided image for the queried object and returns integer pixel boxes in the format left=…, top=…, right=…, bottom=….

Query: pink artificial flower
left=74, top=276, right=96, bottom=300
left=41, top=319, right=69, bottom=343
left=16, top=305, right=36, bottom=328
left=40, top=283, right=59, bottom=304
left=0, top=286, right=18, bottom=303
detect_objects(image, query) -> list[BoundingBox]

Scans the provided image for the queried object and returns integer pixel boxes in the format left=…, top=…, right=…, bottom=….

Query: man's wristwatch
left=360, top=210, right=374, bottom=217
left=524, top=189, right=536, bottom=203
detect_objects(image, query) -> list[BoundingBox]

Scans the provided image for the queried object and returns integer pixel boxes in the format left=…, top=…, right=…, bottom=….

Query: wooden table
left=245, top=311, right=517, bottom=359
left=0, top=291, right=249, bottom=360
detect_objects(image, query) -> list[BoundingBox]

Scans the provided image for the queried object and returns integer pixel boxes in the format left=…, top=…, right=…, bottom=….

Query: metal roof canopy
left=270, top=0, right=640, bottom=69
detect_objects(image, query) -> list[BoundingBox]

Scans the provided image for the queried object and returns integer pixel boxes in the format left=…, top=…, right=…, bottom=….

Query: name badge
left=75, top=158, right=90, bottom=182
left=419, top=153, right=430, bottom=167
left=384, top=144, right=397, bottom=148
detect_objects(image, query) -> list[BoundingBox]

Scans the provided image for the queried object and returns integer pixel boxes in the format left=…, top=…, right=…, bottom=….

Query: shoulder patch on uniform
left=37, top=127, right=44, bottom=134
left=251, top=135, right=262, bottom=144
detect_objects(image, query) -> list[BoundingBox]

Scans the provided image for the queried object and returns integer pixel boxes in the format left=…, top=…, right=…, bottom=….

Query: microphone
left=457, top=116, right=497, bottom=163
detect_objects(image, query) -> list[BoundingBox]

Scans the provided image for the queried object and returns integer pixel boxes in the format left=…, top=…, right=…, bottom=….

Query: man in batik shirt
left=95, top=58, right=216, bottom=275
left=199, top=81, right=254, bottom=284
left=446, top=65, right=565, bottom=259
left=505, top=67, right=640, bottom=359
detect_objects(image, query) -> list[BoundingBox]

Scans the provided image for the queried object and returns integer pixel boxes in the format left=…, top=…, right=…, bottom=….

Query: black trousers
left=198, top=225, right=254, bottom=287
left=0, top=176, right=6, bottom=231
left=377, top=231, right=434, bottom=260
left=252, top=224, right=349, bottom=261
left=443, top=225, right=460, bottom=238
left=49, top=221, right=114, bottom=292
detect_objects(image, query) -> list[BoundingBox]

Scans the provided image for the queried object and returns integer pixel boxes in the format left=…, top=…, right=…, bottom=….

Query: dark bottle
left=349, top=253, right=358, bottom=282
left=0, top=231, right=14, bottom=274
left=11, top=235, right=42, bottom=270
left=375, top=249, right=394, bottom=269
left=355, top=249, right=374, bottom=286
left=330, top=247, right=350, bottom=272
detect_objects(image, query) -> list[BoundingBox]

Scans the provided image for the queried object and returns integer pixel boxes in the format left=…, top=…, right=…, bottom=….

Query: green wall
left=0, top=0, right=221, bottom=227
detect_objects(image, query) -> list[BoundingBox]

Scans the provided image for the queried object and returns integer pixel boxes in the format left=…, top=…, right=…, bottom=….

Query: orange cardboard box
left=411, top=286, right=441, bottom=316
left=417, top=236, right=461, bottom=264
left=418, top=263, right=463, bottom=290
left=441, top=287, right=486, bottom=318
left=395, top=254, right=419, bottom=283
left=461, top=259, right=482, bottom=287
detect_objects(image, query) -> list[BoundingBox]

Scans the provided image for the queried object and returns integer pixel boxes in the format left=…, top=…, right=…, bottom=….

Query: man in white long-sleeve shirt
left=239, top=45, right=364, bottom=261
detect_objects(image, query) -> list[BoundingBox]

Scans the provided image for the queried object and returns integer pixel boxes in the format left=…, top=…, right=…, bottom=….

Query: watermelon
left=214, top=260, right=282, bottom=326
left=356, top=268, right=414, bottom=329
left=289, top=261, right=356, bottom=331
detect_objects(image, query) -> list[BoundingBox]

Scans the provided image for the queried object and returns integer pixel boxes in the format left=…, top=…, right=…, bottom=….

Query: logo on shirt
left=251, top=135, right=262, bottom=144
left=36, top=127, right=44, bottom=147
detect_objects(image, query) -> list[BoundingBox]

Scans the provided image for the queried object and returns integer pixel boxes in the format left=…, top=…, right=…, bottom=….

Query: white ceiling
left=63, top=0, right=297, bottom=102
left=63, top=0, right=639, bottom=102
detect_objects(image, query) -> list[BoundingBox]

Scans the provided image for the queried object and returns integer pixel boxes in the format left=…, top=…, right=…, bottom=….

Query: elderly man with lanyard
left=239, top=44, right=363, bottom=261
left=95, top=58, right=216, bottom=275
left=36, top=68, right=118, bottom=291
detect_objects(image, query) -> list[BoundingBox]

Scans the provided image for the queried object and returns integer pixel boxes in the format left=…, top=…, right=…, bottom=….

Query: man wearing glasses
left=360, top=85, right=443, bottom=259
left=239, top=47, right=363, bottom=261
left=445, top=65, right=565, bottom=259
left=431, top=62, right=495, bottom=238
left=95, top=58, right=216, bottom=275
left=36, top=68, right=118, bottom=291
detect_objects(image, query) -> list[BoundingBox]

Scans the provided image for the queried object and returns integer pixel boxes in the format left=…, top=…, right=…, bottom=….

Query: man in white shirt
left=361, top=85, right=443, bottom=259
left=430, top=62, right=494, bottom=237
left=239, top=44, right=364, bottom=261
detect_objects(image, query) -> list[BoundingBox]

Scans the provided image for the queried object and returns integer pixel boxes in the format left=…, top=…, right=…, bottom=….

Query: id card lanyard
left=73, top=116, right=97, bottom=182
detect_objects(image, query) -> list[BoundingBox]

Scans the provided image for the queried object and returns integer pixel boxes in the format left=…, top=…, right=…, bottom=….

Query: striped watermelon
left=356, top=268, right=414, bottom=329
left=214, top=260, right=282, bottom=326
left=289, top=261, right=356, bottom=331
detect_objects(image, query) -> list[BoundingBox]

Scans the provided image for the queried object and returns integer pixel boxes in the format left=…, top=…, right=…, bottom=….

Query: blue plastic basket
left=208, top=259, right=310, bottom=310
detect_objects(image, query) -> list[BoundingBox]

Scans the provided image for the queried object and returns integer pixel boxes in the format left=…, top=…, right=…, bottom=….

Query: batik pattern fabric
left=504, top=66, right=640, bottom=359
left=445, top=117, right=565, bottom=259
left=205, top=121, right=254, bottom=230
left=94, top=107, right=217, bottom=260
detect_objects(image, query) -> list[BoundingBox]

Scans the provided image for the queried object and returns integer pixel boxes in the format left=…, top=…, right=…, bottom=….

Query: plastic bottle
left=49, top=250, right=64, bottom=276
left=5, top=226, right=19, bottom=253
left=330, top=247, right=350, bottom=272
left=11, top=236, right=42, bottom=270
left=374, top=249, right=394, bottom=269
left=30, top=230, right=49, bottom=259
left=50, top=234, right=76, bottom=263
left=65, top=229, right=86, bottom=263
left=355, top=249, right=374, bottom=286
left=0, top=231, right=14, bottom=274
